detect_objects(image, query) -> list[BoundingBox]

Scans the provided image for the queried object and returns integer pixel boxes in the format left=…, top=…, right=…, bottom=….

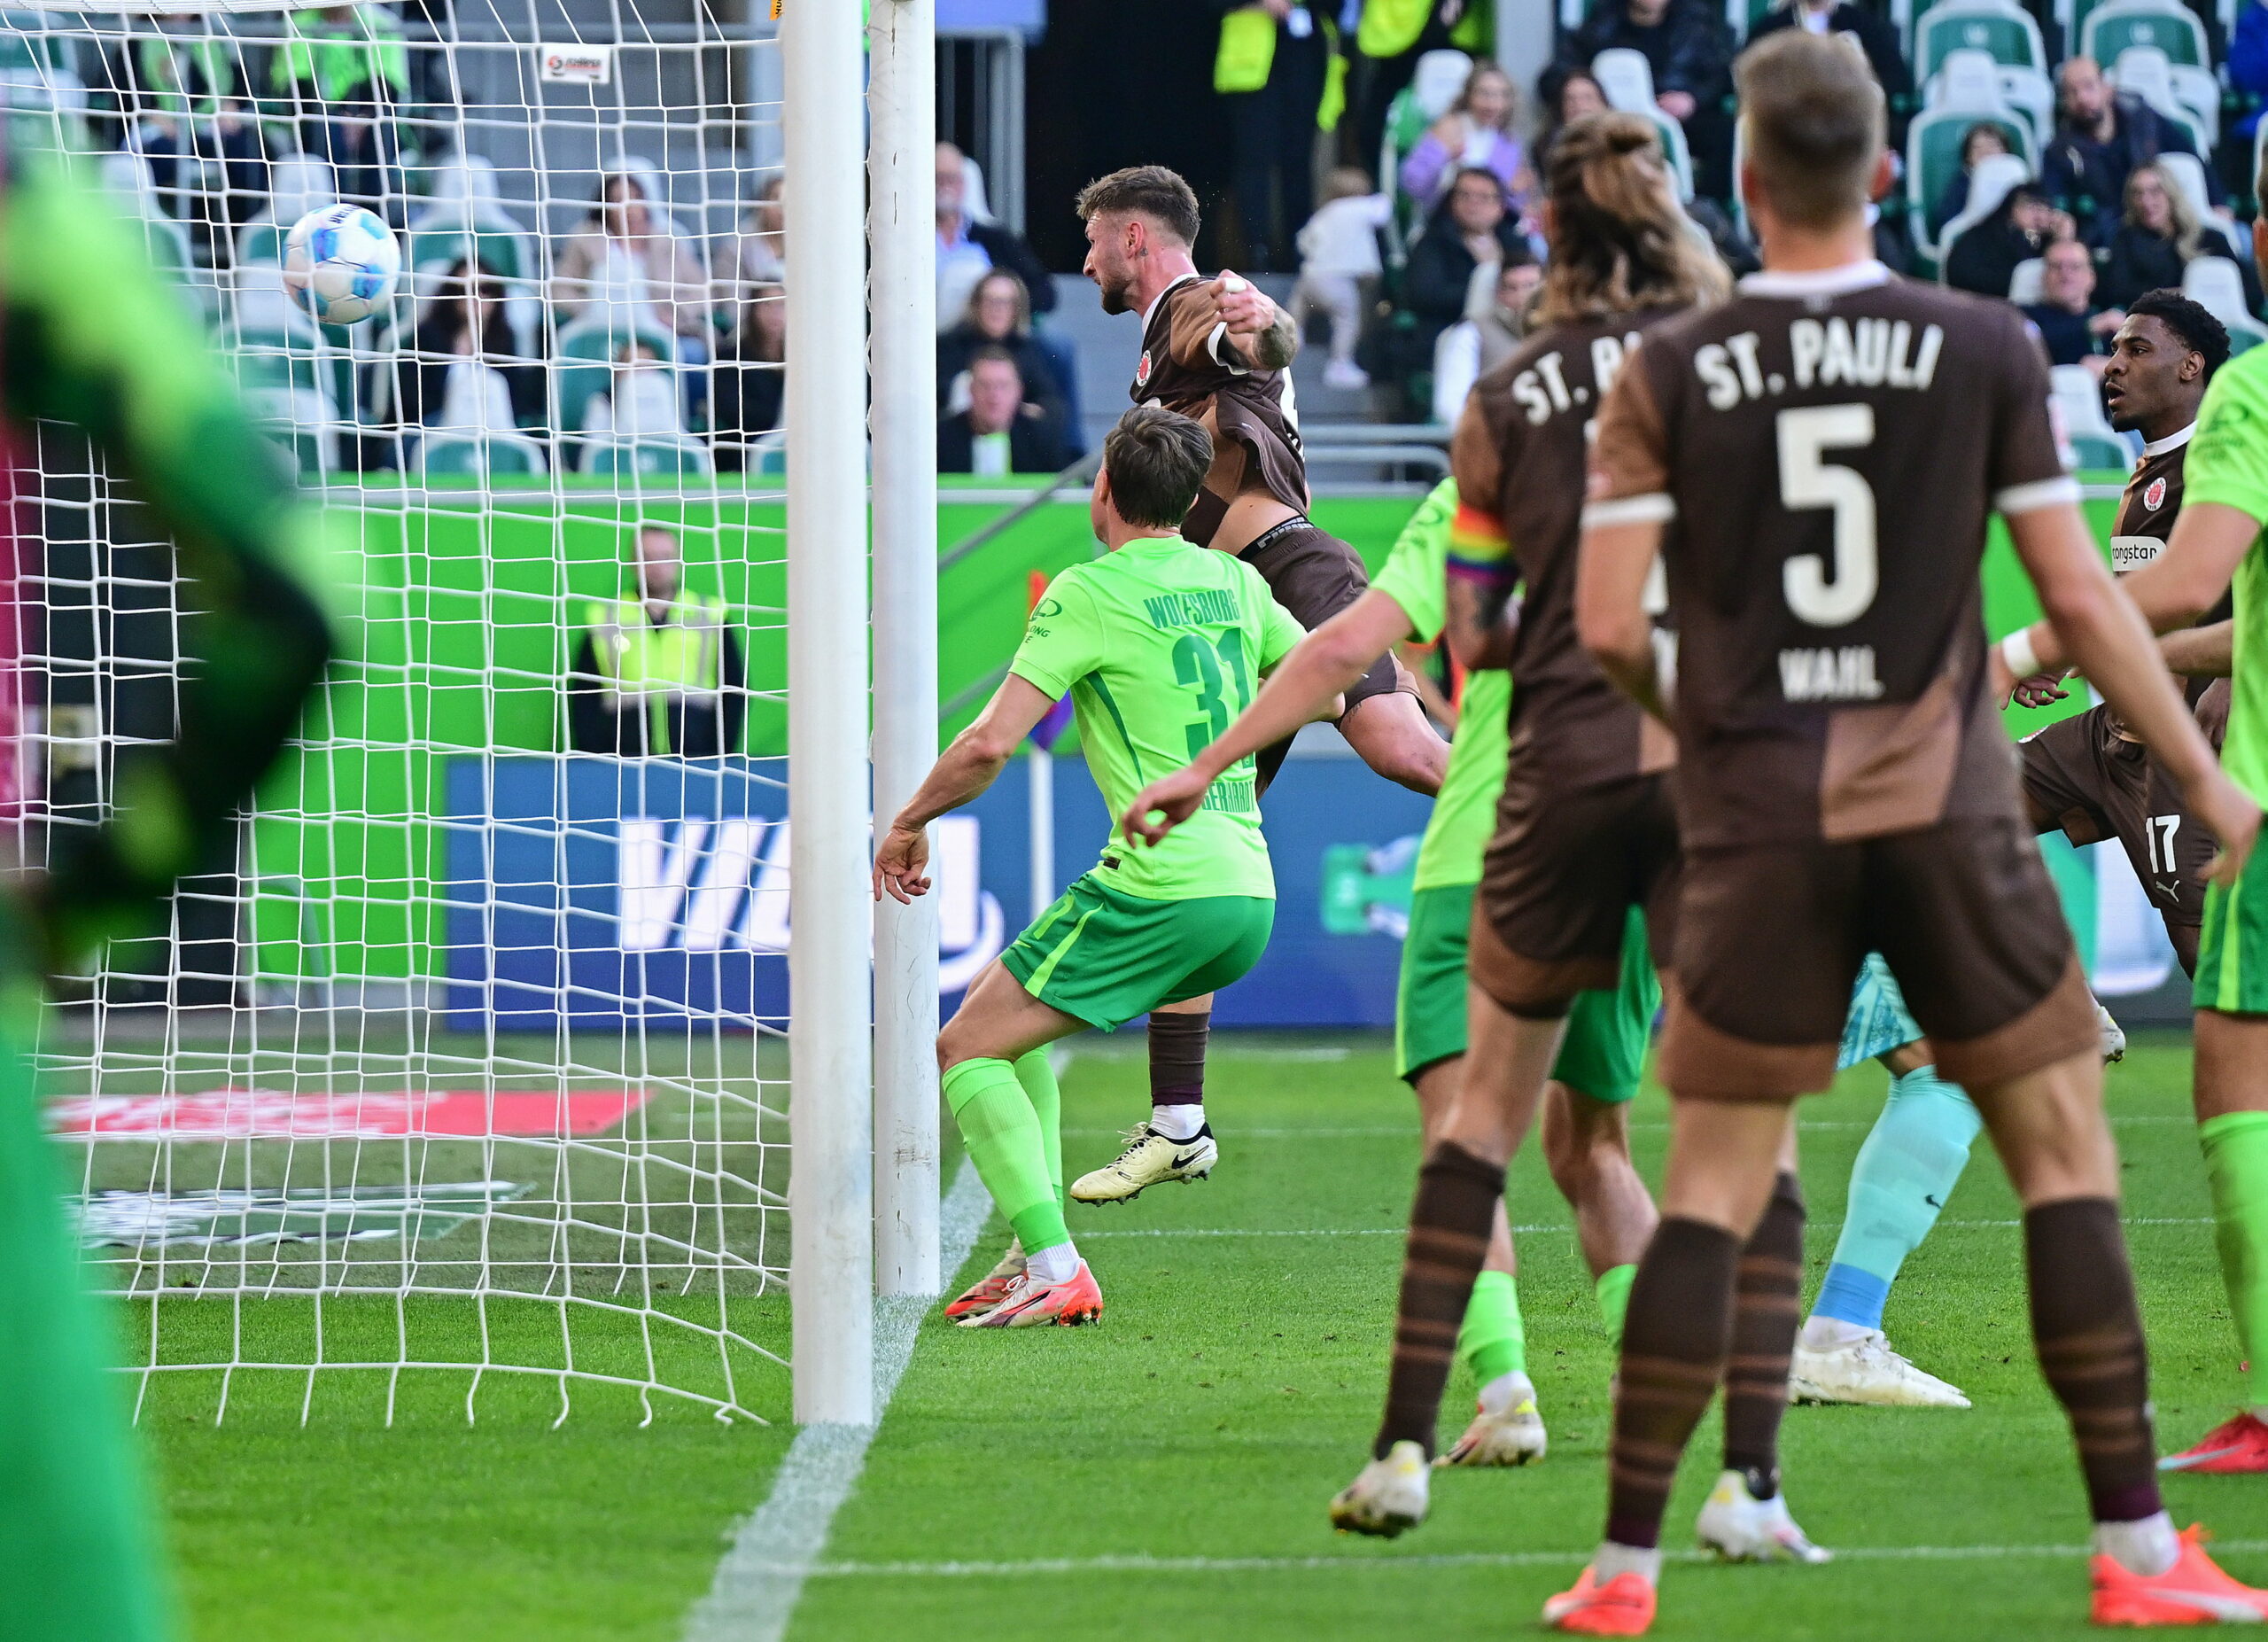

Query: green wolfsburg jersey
left=1370, top=479, right=1508, bottom=894
left=1011, top=536, right=1305, bottom=900
left=2186, top=346, right=2268, bottom=806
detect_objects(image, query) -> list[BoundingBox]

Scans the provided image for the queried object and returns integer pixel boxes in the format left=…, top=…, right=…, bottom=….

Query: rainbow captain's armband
left=1447, top=502, right=1512, bottom=581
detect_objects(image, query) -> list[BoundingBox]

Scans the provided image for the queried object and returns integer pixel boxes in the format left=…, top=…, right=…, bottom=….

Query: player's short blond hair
left=1736, top=30, right=1885, bottom=232
left=1076, top=167, right=1201, bottom=247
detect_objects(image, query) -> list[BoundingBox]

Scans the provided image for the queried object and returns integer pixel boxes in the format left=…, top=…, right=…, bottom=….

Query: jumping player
left=1067, top=166, right=1446, bottom=1209
left=1999, top=155, right=2268, bottom=1478
left=0, top=145, right=334, bottom=1641
left=1550, top=34, right=2262, bottom=1634
left=875, top=406, right=1309, bottom=1327
left=1122, top=475, right=1663, bottom=1468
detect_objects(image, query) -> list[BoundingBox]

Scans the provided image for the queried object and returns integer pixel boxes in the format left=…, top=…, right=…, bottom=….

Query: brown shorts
left=1242, top=518, right=1414, bottom=790
left=1660, top=816, right=2095, bottom=1101
left=1470, top=770, right=1679, bottom=1018
left=2019, top=703, right=2218, bottom=929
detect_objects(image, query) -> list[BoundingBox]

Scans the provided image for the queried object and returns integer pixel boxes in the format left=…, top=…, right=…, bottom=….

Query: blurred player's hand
left=1122, top=767, right=1212, bottom=848
left=1212, top=271, right=1274, bottom=340
left=2011, top=671, right=2070, bottom=709
left=873, top=822, right=932, bottom=903
left=2192, top=769, right=2263, bottom=888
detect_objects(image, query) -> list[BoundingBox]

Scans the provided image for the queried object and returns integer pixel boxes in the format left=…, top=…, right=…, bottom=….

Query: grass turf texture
left=143, top=1031, right=2268, bottom=1638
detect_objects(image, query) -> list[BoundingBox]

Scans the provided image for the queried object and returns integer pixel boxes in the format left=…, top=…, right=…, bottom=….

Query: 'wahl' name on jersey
left=1695, top=314, right=1948, bottom=704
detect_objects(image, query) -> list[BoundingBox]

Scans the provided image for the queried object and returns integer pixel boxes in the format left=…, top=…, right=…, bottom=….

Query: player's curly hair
left=2126, top=288, right=2232, bottom=380
left=1076, top=167, right=1201, bottom=247
left=1534, top=112, right=1728, bottom=327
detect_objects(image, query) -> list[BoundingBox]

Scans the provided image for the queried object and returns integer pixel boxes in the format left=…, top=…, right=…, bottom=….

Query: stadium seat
left=1915, top=0, right=2047, bottom=82
left=2230, top=318, right=2268, bottom=354
left=2068, top=429, right=2136, bottom=467
left=2008, top=255, right=2047, bottom=303
left=1728, top=0, right=1779, bottom=41
left=1935, top=149, right=2034, bottom=265
left=1907, top=109, right=2037, bottom=253
left=2152, top=152, right=2249, bottom=256
left=1592, top=48, right=1658, bottom=114
left=97, top=152, right=195, bottom=292
left=416, top=432, right=549, bottom=478
left=405, top=157, right=536, bottom=286
left=244, top=385, right=346, bottom=479
left=2111, top=48, right=2213, bottom=154
left=579, top=435, right=714, bottom=479
left=0, top=12, right=73, bottom=74
left=1379, top=49, right=1472, bottom=256
left=2085, top=0, right=2209, bottom=68
left=556, top=314, right=680, bottom=434
left=2052, top=361, right=2125, bottom=441
left=1923, top=44, right=2055, bottom=146
left=2184, top=255, right=2253, bottom=326
left=237, top=153, right=338, bottom=269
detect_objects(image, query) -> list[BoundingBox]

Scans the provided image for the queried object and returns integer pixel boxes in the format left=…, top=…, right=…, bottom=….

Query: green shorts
left=1002, top=871, right=1276, bottom=1031
left=1396, top=882, right=1659, bottom=1100
left=2198, top=848, right=2268, bottom=1015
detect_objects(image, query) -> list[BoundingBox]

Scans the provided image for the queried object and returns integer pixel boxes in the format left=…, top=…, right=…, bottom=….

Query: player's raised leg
left=1071, top=996, right=1218, bottom=1204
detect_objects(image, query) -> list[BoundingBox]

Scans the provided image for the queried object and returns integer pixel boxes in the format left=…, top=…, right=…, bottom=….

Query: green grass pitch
left=142, top=1031, right=2268, bottom=1639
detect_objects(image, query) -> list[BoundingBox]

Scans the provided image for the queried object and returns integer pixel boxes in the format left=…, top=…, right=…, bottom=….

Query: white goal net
left=7, top=0, right=812, bottom=1423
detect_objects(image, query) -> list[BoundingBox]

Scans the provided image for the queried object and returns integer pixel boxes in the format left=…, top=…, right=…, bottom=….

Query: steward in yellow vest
left=567, top=526, right=746, bottom=758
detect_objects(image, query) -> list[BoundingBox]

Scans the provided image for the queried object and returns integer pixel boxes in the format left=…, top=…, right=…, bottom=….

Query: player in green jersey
left=1992, top=155, right=2268, bottom=1469
left=1122, top=477, right=1662, bottom=1462
left=876, top=405, right=1310, bottom=1328
left=0, top=144, right=333, bottom=1641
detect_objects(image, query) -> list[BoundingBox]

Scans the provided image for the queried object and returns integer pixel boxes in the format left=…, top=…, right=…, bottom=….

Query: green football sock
left=944, top=1058, right=1071, bottom=1256
left=1458, top=1269, right=1526, bottom=1387
left=1595, top=1263, right=1637, bottom=1345
left=2201, top=1110, right=2268, bottom=1410
left=1013, top=1049, right=1063, bottom=1211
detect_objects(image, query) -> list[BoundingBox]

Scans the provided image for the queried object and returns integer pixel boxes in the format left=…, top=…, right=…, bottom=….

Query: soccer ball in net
left=283, top=204, right=402, bottom=326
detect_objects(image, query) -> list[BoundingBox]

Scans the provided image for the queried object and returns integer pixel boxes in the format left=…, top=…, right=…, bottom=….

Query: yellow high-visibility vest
left=584, top=593, right=726, bottom=756
left=1216, top=4, right=1280, bottom=92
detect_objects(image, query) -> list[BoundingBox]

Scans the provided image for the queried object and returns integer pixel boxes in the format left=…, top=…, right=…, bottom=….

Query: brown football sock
left=1374, top=1140, right=1505, bottom=1459
left=1147, top=1008, right=1208, bottom=1114
left=1722, top=1171, right=1806, bottom=1497
left=2027, top=1197, right=2163, bottom=1523
left=1605, top=1217, right=1741, bottom=1549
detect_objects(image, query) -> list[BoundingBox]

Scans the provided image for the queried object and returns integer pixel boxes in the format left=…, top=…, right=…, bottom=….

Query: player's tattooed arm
left=1247, top=305, right=1299, bottom=370
left=2160, top=619, right=2233, bottom=679
left=1211, top=273, right=1298, bottom=370
left=1445, top=578, right=1518, bottom=672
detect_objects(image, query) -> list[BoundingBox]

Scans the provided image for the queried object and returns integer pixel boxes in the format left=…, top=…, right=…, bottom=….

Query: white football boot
left=1790, top=1328, right=1971, bottom=1409
left=1438, top=1373, right=1549, bottom=1467
left=2098, top=1001, right=2128, bottom=1063
left=1328, top=1440, right=1431, bottom=1537
left=1069, top=1124, right=1218, bottom=1204
left=1696, top=1470, right=1832, bottom=1564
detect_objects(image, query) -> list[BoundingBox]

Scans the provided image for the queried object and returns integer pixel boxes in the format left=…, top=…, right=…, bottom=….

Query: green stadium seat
left=1907, top=107, right=2036, bottom=238
left=2085, top=0, right=2208, bottom=67
left=1915, top=0, right=2047, bottom=81
left=578, top=436, right=713, bottom=480
left=555, top=315, right=680, bottom=435
left=417, top=433, right=549, bottom=478
left=2067, top=431, right=2134, bottom=468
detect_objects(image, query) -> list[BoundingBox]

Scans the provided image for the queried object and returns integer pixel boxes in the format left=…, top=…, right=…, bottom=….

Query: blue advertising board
left=441, top=751, right=1432, bottom=1032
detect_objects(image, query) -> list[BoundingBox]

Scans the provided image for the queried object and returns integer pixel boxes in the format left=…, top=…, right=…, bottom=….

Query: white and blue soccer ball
left=283, top=204, right=401, bottom=326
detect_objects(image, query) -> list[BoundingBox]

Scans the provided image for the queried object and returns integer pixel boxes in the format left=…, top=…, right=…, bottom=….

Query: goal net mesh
left=7, top=0, right=792, bottom=1423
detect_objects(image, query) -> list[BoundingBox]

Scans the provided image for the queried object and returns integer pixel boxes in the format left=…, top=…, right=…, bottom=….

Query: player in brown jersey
left=1244, top=114, right=1736, bottom=1541
left=1549, top=33, right=2264, bottom=1635
left=1063, top=165, right=1448, bottom=1212
left=2014, top=292, right=2231, bottom=983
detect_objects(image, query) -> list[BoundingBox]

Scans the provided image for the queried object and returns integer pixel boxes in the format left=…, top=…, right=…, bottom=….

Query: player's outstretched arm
left=2162, top=619, right=2234, bottom=679
left=2002, top=502, right=2259, bottom=685
left=0, top=149, right=333, bottom=969
left=875, top=673, right=1054, bottom=903
left=1575, top=519, right=1672, bottom=724
left=1119, top=589, right=1405, bottom=846
left=2007, top=504, right=2260, bottom=882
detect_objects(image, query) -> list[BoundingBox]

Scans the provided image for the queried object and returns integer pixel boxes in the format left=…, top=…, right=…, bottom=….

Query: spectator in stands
left=937, top=270, right=1074, bottom=432
left=268, top=4, right=408, bottom=210
left=2232, top=0, right=2268, bottom=196
left=90, top=19, right=269, bottom=259
left=1399, top=63, right=1532, bottom=219
left=936, top=142, right=1055, bottom=333
left=1945, top=181, right=2075, bottom=296
left=711, top=284, right=785, bottom=473
left=1557, top=0, right=1732, bottom=192
left=569, top=525, right=746, bottom=760
left=2023, top=235, right=2124, bottom=372
left=378, top=257, right=544, bottom=470
left=1745, top=0, right=1911, bottom=139
left=938, top=349, right=1070, bottom=476
left=1431, top=256, right=1542, bottom=424
left=2041, top=56, right=2202, bottom=241
left=1534, top=66, right=1611, bottom=174
left=553, top=171, right=714, bottom=358
left=1401, top=167, right=1533, bottom=358
left=2098, top=160, right=2262, bottom=310
left=1929, top=123, right=2013, bottom=238
left=584, top=340, right=687, bottom=442
left=711, top=175, right=784, bottom=327
left=1293, top=167, right=1394, bottom=390
left=1216, top=0, right=1331, bottom=273
left=1344, top=0, right=1492, bottom=177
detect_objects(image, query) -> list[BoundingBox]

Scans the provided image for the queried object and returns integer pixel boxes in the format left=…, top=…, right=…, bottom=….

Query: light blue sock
left=1814, top=1067, right=1983, bottom=1330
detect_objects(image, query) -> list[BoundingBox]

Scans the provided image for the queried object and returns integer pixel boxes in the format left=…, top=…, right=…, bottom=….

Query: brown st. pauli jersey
left=1449, top=308, right=1689, bottom=789
left=2105, top=422, right=2229, bottom=727
left=1130, top=272, right=1308, bottom=544
left=1587, top=261, right=2073, bottom=848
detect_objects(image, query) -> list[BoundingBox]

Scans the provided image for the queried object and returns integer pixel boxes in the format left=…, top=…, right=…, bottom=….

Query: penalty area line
left=795, top=1540, right=2268, bottom=1580
left=683, top=1156, right=991, bottom=1642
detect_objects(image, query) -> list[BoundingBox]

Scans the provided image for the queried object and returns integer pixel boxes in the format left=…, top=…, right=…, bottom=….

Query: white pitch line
left=1078, top=1216, right=2218, bottom=1240
left=683, top=1156, right=991, bottom=1642
left=788, top=1539, right=2268, bottom=1580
